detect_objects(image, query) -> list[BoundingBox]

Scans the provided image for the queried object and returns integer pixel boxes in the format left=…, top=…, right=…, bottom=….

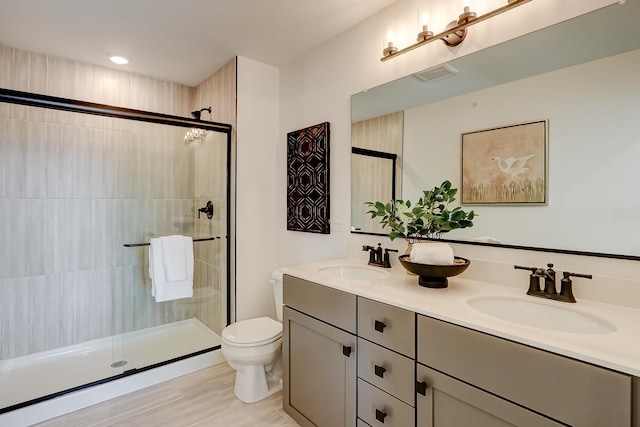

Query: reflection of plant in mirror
left=366, top=180, right=476, bottom=243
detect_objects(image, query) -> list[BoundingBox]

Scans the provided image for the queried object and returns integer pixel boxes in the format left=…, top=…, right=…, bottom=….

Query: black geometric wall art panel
left=287, top=122, right=330, bottom=234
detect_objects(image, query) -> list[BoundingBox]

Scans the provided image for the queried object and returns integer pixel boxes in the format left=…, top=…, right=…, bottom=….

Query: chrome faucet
left=514, top=263, right=592, bottom=303
left=362, top=243, right=397, bottom=268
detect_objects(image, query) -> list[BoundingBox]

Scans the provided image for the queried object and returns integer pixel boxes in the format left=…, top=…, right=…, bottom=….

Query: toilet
left=221, top=270, right=284, bottom=403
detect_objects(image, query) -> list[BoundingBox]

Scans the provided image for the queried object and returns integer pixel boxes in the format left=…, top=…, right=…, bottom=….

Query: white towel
left=410, top=242, right=454, bottom=266
left=149, top=235, right=194, bottom=302
left=160, top=235, right=190, bottom=281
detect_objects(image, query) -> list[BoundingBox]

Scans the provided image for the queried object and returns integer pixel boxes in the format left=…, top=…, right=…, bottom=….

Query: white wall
left=271, top=0, right=640, bottom=309
left=236, top=56, right=280, bottom=321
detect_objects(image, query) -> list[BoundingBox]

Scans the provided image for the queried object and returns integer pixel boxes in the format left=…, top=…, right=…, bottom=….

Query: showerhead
left=191, top=107, right=212, bottom=120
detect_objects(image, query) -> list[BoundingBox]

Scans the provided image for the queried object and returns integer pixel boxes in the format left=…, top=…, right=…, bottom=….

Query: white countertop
left=283, top=258, right=640, bottom=377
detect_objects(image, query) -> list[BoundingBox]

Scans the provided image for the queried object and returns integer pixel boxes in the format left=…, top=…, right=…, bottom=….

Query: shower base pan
left=0, top=318, right=221, bottom=411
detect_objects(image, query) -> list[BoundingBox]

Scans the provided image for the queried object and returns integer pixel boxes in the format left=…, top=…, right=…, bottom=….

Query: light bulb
left=382, top=21, right=398, bottom=56
left=418, top=4, right=431, bottom=30
left=457, top=0, right=477, bottom=23
left=417, top=1, right=435, bottom=42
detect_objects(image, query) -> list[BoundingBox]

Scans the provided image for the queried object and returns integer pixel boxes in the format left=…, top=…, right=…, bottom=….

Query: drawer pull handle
left=342, top=345, right=352, bottom=357
left=416, top=380, right=428, bottom=396
left=374, top=320, right=386, bottom=333
left=375, top=408, right=387, bottom=423
left=374, top=364, right=386, bottom=378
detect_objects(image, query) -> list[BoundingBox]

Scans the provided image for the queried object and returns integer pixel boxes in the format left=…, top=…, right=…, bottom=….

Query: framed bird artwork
left=461, top=120, right=548, bottom=204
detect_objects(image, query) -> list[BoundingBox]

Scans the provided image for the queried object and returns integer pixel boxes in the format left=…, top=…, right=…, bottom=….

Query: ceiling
left=0, top=0, right=396, bottom=87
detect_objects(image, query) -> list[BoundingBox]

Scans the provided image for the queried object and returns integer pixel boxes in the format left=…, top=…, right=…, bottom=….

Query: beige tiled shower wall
left=0, top=44, right=234, bottom=359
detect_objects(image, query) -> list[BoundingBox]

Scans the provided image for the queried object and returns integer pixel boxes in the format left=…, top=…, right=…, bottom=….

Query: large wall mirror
left=351, top=2, right=640, bottom=259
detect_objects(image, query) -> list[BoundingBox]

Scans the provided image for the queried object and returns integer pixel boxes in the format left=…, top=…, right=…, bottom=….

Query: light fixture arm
left=381, top=0, right=532, bottom=61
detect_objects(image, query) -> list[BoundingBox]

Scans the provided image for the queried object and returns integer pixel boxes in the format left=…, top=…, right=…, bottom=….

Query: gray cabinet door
left=416, top=364, right=563, bottom=427
left=418, top=316, right=632, bottom=427
left=283, top=306, right=356, bottom=427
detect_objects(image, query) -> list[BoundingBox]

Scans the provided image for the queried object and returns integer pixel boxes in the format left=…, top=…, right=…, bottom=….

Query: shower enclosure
left=0, top=89, right=231, bottom=413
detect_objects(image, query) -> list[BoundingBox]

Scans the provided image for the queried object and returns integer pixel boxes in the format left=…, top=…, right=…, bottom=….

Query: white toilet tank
left=270, top=270, right=284, bottom=322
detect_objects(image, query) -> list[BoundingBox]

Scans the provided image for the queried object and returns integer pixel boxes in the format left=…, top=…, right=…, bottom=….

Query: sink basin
left=467, top=296, right=617, bottom=335
left=318, top=265, right=390, bottom=280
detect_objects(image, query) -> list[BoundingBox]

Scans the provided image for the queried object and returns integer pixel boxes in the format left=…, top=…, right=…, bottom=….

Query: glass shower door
left=0, top=89, right=230, bottom=413
left=118, top=123, right=228, bottom=373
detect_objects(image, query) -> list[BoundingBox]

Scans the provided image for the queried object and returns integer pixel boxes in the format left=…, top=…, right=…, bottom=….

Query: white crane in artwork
left=492, top=154, right=535, bottom=178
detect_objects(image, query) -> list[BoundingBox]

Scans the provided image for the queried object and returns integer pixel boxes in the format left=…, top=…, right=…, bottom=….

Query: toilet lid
left=222, top=317, right=283, bottom=347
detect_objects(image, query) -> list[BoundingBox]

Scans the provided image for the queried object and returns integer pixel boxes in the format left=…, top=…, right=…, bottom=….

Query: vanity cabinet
left=417, top=315, right=633, bottom=427
left=356, top=297, right=415, bottom=427
left=283, top=275, right=357, bottom=427
left=283, top=274, right=638, bottom=427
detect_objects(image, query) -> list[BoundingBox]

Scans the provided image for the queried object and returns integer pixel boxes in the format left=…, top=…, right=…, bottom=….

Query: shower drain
left=111, top=360, right=128, bottom=368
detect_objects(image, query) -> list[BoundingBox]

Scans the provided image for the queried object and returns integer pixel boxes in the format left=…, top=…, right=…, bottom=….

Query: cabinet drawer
left=357, top=338, right=414, bottom=405
left=418, top=315, right=632, bottom=427
left=357, top=419, right=372, bottom=427
left=358, top=379, right=414, bottom=427
left=358, top=297, right=415, bottom=356
left=284, top=274, right=356, bottom=333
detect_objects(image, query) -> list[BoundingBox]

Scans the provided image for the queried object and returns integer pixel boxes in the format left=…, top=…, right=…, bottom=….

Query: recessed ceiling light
left=109, top=56, right=129, bottom=65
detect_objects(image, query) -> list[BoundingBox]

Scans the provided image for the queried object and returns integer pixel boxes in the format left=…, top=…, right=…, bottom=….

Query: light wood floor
left=35, top=362, right=299, bottom=427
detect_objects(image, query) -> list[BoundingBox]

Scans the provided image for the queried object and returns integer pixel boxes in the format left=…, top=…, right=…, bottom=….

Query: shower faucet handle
left=198, top=201, right=214, bottom=219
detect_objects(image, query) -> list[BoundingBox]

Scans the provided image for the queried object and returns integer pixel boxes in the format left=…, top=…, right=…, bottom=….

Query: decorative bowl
left=398, top=254, right=470, bottom=288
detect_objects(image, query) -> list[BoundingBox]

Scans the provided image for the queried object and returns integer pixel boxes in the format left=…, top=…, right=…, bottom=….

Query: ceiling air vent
left=413, top=63, right=459, bottom=82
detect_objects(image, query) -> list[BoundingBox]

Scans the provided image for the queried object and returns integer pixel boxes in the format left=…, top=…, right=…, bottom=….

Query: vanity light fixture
left=382, top=21, right=398, bottom=56
left=381, top=0, right=531, bottom=61
left=417, top=1, right=434, bottom=42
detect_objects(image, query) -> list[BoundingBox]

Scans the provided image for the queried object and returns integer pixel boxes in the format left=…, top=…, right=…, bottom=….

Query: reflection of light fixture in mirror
left=382, top=0, right=531, bottom=60
left=184, top=128, right=208, bottom=144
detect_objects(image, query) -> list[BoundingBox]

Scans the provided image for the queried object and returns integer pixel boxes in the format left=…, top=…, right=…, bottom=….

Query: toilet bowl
left=221, top=271, right=284, bottom=403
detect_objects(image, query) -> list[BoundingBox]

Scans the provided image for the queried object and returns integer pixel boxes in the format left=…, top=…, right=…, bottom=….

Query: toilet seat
left=222, top=317, right=282, bottom=348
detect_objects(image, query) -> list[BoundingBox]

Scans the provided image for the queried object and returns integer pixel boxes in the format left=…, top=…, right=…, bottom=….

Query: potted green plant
left=365, top=180, right=476, bottom=244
